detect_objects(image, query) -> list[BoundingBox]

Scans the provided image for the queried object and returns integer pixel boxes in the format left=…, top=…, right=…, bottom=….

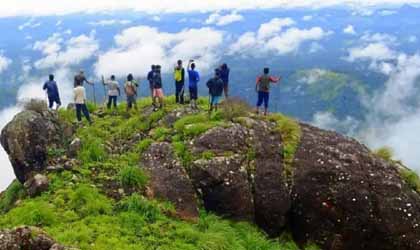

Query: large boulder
left=1, top=109, right=64, bottom=183
left=140, top=142, right=199, bottom=221
left=291, top=124, right=420, bottom=250
left=0, top=226, right=73, bottom=250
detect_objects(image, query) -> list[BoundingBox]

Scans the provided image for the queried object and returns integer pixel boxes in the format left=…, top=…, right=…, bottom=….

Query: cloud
left=380, top=10, right=398, bottom=16
left=18, top=19, right=41, bottom=30
left=205, top=11, right=244, bottom=26
left=312, top=112, right=361, bottom=136
left=95, top=26, right=223, bottom=77
left=302, top=15, right=313, bottom=21
left=309, top=42, right=324, bottom=53
left=0, top=1, right=418, bottom=17
left=346, top=42, right=397, bottom=62
left=343, top=25, right=356, bottom=35
left=229, top=18, right=330, bottom=56
left=88, top=19, right=132, bottom=26
left=360, top=32, right=397, bottom=44
left=33, top=32, right=99, bottom=69
left=0, top=54, right=12, bottom=73
left=152, top=16, right=161, bottom=22
left=408, top=35, right=418, bottom=43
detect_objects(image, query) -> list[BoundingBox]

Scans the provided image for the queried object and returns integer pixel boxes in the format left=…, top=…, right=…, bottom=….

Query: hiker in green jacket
left=255, top=67, right=280, bottom=116
left=174, top=60, right=185, bottom=104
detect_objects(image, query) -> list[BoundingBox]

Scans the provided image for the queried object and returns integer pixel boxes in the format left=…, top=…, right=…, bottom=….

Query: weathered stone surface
left=0, top=226, right=72, bottom=250
left=0, top=109, right=64, bottom=183
left=141, top=142, right=199, bottom=220
left=190, top=155, right=255, bottom=220
left=192, top=124, right=248, bottom=154
left=68, top=138, right=81, bottom=158
left=291, top=124, right=420, bottom=250
left=24, top=174, right=49, bottom=197
left=251, top=122, right=291, bottom=236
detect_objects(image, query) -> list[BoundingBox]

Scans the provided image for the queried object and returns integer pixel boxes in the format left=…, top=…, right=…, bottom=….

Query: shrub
left=374, top=147, right=394, bottom=162
left=0, top=199, right=57, bottom=227
left=118, top=166, right=148, bottom=190
left=66, top=184, right=113, bottom=217
left=136, top=139, right=154, bottom=154
left=0, top=180, right=26, bottom=213
left=118, top=194, right=168, bottom=223
left=220, top=97, right=251, bottom=121
left=400, top=168, right=420, bottom=193
left=78, top=137, right=107, bottom=164
left=23, top=99, right=48, bottom=113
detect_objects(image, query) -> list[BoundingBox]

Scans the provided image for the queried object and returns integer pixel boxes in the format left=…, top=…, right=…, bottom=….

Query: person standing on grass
left=220, top=63, right=230, bottom=98
left=74, top=70, right=93, bottom=87
left=174, top=60, right=185, bottom=104
left=43, top=74, right=61, bottom=110
left=74, top=82, right=92, bottom=124
left=147, top=65, right=156, bottom=98
left=103, top=75, right=121, bottom=109
left=124, top=74, right=138, bottom=111
left=255, top=67, right=280, bottom=116
left=206, top=69, right=224, bottom=113
left=187, top=60, right=200, bottom=109
left=152, top=65, right=164, bottom=111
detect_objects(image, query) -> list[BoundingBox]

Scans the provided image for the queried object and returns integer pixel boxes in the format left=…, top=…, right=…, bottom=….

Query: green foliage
left=174, top=113, right=223, bottom=138
left=267, top=114, right=302, bottom=176
left=0, top=199, right=58, bottom=227
left=135, top=139, right=153, bottom=154
left=0, top=180, right=26, bottom=213
left=118, top=194, right=171, bottom=223
left=374, top=147, right=394, bottom=162
left=172, top=140, right=193, bottom=168
left=78, top=137, right=107, bottom=164
left=201, top=151, right=216, bottom=160
left=118, top=166, right=148, bottom=190
left=400, top=168, right=420, bottom=193
left=220, top=97, right=251, bottom=121
left=48, top=147, right=67, bottom=158
left=151, top=127, right=171, bottom=141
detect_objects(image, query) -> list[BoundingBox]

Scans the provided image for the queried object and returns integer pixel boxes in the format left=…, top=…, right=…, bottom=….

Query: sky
left=1, top=0, right=420, bottom=191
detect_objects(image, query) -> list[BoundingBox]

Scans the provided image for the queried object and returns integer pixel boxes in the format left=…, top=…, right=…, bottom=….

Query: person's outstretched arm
left=270, top=76, right=281, bottom=84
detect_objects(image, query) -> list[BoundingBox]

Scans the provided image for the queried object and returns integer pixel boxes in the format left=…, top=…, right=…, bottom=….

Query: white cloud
left=302, top=15, right=313, bottom=21
left=18, top=19, right=41, bottom=30
left=0, top=55, right=12, bottom=73
left=89, top=19, right=132, bottom=26
left=33, top=32, right=99, bottom=69
left=230, top=18, right=330, bottom=56
left=309, top=42, right=324, bottom=53
left=380, top=10, right=397, bottom=15
left=95, top=26, right=223, bottom=77
left=205, top=11, right=244, bottom=26
left=152, top=16, right=161, bottom=22
left=312, top=112, right=361, bottom=136
left=257, top=18, right=295, bottom=40
left=56, top=20, right=62, bottom=26
left=346, top=42, right=397, bottom=62
left=360, top=32, right=397, bottom=44
left=1, top=1, right=418, bottom=17
left=343, top=25, right=356, bottom=35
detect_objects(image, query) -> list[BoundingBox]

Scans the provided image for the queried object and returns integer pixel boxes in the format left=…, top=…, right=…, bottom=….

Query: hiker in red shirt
left=255, top=67, right=280, bottom=115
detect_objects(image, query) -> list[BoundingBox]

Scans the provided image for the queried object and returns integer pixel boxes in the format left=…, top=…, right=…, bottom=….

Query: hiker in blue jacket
left=147, top=65, right=155, bottom=98
left=43, top=74, right=61, bottom=110
left=206, top=69, right=224, bottom=113
left=188, top=60, right=200, bottom=109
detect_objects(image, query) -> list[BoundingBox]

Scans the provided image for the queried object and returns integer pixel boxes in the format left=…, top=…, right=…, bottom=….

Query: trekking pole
left=101, top=75, right=107, bottom=106
left=92, top=83, right=96, bottom=105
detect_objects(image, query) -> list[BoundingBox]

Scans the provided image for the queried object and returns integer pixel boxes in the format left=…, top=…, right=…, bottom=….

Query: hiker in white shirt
left=74, top=83, right=92, bottom=124
left=103, top=75, right=121, bottom=109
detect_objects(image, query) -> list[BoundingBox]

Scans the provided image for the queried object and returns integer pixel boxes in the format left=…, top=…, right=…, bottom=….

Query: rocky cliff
left=0, top=98, right=419, bottom=250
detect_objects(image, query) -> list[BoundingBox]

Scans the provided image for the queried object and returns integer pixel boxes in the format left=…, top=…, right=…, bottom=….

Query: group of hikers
left=42, top=60, right=281, bottom=124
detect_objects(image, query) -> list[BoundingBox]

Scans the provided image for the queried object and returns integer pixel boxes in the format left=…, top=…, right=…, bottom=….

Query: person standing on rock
left=220, top=63, right=230, bottom=98
left=147, top=65, right=156, bottom=98
left=74, top=82, right=92, bottom=124
left=206, top=68, right=224, bottom=113
left=255, top=67, right=280, bottom=116
left=43, top=74, right=61, bottom=110
left=152, top=65, right=164, bottom=111
left=103, top=75, right=121, bottom=109
left=124, top=74, right=138, bottom=111
left=188, top=60, right=200, bottom=109
left=174, top=60, right=185, bottom=104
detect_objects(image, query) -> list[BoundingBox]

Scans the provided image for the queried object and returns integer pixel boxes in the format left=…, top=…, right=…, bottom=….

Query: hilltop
left=0, top=97, right=419, bottom=250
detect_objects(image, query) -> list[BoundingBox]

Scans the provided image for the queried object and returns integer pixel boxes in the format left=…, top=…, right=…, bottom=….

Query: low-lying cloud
left=205, top=11, right=244, bottom=26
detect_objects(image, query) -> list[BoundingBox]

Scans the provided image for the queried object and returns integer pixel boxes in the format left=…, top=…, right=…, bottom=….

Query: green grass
left=0, top=180, right=26, bottom=213
left=266, top=114, right=302, bottom=177
left=400, top=168, right=420, bottom=193
left=118, top=166, right=148, bottom=190
left=374, top=147, right=394, bottom=163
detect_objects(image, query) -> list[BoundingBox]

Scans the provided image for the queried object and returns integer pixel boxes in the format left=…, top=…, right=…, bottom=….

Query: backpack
left=125, top=81, right=136, bottom=96
left=258, top=75, right=271, bottom=92
left=174, top=68, right=183, bottom=82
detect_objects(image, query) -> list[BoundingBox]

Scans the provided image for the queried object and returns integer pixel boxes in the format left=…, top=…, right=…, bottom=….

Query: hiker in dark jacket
left=74, top=70, right=93, bottom=87
left=147, top=65, right=155, bottom=98
left=174, top=60, right=185, bottom=104
left=152, top=65, right=164, bottom=110
left=255, top=67, right=280, bottom=116
left=220, top=63, right=230, bottom=98
left=43, top=74, right=61, bottom=110
left=207, top=69, right=224, bottom=113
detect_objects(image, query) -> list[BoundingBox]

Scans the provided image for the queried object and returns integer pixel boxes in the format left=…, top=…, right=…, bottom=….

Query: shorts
left=189, top=86, right=198, bottom=100
left=127, top=95, right=136, bottom=108
left=153, top=88, right=164, bottom=98
left=256, top=91, right=269, bottom=108
left=211, top=95, right=222, bottom=105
